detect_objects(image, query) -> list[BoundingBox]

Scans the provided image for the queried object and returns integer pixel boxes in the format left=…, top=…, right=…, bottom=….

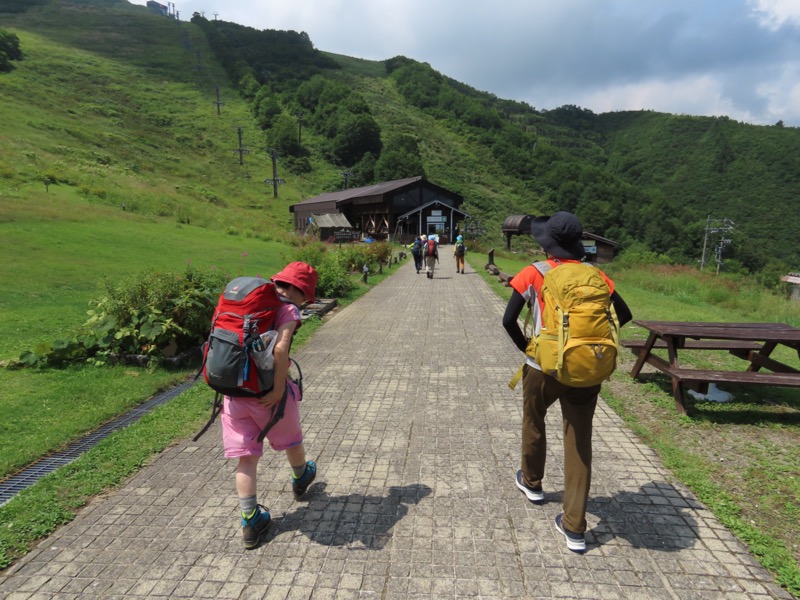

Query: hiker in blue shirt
left=453, top=235, right=466, bottom=274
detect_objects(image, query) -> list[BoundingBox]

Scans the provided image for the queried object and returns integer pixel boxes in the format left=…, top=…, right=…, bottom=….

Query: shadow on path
left=588, top=481, right=702, bottom=552
left=266, top=483, right=432, bottom=549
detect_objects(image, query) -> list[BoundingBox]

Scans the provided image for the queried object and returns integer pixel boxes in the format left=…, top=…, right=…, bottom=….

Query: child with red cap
left=220, top=261, right=319, bottom=549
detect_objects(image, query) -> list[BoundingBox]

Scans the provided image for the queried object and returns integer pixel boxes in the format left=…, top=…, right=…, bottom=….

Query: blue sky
left=131, top=0, right=800, bottom=126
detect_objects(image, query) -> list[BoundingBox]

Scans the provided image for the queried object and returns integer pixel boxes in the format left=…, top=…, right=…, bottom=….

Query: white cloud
left=750, top=0, right=800, bottom=30
left=756, top=63, right=800, bottom=124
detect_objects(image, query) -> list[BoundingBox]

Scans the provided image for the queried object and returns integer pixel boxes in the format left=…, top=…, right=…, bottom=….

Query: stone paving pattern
left=0, top=253, right=793, bottom=599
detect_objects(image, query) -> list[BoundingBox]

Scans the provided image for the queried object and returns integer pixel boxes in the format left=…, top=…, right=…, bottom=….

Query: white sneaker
left=515, top=470, right=544, bottom=502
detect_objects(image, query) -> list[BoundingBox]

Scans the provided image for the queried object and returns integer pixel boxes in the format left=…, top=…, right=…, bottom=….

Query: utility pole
left=700, top=215, right=735, bottom=272
left=213, top=84, right=224, bottom=115
left=263, top=148, right=285, bottom=198
left=295, top=111, right=304, bottom=145
left=232, top=127, right=249, bottom=166
left=340, top=170, right=353, bottom=189
left=700, top=215, right=710, bottom=270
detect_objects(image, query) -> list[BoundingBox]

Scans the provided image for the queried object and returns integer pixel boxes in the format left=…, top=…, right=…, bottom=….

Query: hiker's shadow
left=269, top=482, right=432, bottom=549
left=588, top=481, right=703, bottom=551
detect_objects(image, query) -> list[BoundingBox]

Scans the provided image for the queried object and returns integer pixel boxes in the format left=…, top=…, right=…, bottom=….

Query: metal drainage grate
left=0, top=380, right=197, bottom=506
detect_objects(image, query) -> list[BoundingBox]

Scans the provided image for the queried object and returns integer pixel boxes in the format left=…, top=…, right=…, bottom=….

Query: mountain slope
left=0, top=0, right=312, bottom=235
left=2, top=0, right=799, bottom=275
left=591, top=111, right=800, bottom=268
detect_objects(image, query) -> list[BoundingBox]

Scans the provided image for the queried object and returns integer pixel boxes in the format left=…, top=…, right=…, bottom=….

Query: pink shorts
left=221, top=380, right=303, bottom=457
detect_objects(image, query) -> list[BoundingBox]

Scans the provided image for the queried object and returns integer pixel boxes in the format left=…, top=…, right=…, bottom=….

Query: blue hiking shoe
left=555, top=513, right=586, bottom=552
left=515, top=470, right=545, bottom=503
left=292, top=460, right=317, bottom=499
left=241, top=504, right=271, bottom=550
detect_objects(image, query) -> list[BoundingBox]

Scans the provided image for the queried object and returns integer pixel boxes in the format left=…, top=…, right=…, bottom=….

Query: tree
left=351, top=152, right=377, bottom=186
left=266, top=114, right=304, bottom=157
left=0, top=30, right=21, bottom=73
left=390, top=62, right=442, bottom=109
left=375, top=135, right=425, bottom=181
left=295, top=75, right=328, bottom=111
left=252, top=86, right=281, bottom=130
left=331, top=113, right=382, bottom=166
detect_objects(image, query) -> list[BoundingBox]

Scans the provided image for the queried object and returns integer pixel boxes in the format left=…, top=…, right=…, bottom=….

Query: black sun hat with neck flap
left=530, top=211, right=586, bottom=260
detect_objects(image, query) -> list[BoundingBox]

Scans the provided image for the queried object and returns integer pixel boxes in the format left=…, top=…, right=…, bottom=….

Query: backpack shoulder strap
left=532, top=260, right=551, bottom=276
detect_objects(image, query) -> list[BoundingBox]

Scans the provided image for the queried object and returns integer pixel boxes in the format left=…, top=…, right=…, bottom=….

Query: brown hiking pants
left=520, top=364, right=599, bottom=534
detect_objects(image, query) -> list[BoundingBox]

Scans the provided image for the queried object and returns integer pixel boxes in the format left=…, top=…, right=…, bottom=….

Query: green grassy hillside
left=0, top=1, right=315, bottom=237
left=6, top=1, right=800, bottom=276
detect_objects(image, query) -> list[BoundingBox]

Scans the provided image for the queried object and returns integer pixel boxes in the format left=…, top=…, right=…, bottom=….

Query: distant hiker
left=453, top=235, right=466, bottom=274
left=410, top=235, right=424, bottom=274
left=423, top=235, right=439, bottom=279
left=502, top=211, right=632, bottom=552
left=221, top=261, right=319, bottom=550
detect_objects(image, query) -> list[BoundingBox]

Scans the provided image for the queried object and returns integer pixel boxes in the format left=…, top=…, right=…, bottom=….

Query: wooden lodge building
left=289, top=176, right=470, bottom=244
left=581, top=232, right=620, bottom=264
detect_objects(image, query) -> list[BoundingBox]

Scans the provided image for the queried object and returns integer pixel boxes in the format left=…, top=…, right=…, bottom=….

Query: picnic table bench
left=622, top=320, right=800, bottom=414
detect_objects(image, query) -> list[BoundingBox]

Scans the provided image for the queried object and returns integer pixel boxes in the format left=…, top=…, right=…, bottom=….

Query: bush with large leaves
left=12, top=269, right=228, bottom=368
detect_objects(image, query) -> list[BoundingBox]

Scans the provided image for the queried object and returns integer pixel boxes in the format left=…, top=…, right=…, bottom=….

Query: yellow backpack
left=509, top=260, right=620, bottom=389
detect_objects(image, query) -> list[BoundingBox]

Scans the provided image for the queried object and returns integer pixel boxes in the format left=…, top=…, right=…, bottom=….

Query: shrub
left=12, top=268, right=227, bottom=368
left=614, top=242, right=672, bottom=268
left=294, top=244, right=355, bottom=298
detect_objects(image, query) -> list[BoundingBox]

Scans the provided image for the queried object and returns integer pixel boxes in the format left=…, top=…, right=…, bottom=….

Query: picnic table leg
left=630, top=332, right=658, bottom=379
left=665, top=336, right=688, bottom=415
left=670, top=378, right=688, bottom=415
left=746, top=341, right=777, bottom=372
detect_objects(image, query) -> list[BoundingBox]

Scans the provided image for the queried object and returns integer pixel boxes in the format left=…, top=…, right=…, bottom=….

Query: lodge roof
left=290, top=176, right=462, bottom=211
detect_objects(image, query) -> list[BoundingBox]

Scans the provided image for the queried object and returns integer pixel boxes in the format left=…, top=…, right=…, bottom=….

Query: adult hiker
left=502, top=211, right=632, bottom=552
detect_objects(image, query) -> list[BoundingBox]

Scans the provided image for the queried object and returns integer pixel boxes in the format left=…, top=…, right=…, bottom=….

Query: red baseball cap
left=272, top=261, right=318, bottom=303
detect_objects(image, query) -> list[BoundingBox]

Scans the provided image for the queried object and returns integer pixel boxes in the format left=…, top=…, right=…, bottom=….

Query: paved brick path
left=0, top=254, right=792, bottom=599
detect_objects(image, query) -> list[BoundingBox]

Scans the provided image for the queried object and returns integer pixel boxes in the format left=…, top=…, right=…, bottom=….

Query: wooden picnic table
left=622, top=320, right=800, bottom=414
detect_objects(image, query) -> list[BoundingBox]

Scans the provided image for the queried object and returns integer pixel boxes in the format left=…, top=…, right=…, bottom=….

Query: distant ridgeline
left=0, top=0, right=132, bottom=10
left=0, top=0, right=49, bottom=12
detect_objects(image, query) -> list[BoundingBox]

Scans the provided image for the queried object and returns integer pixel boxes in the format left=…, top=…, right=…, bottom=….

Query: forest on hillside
left=190, top=14, right=800, bottom=279
left=2, top=0, right=798, bottom=280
